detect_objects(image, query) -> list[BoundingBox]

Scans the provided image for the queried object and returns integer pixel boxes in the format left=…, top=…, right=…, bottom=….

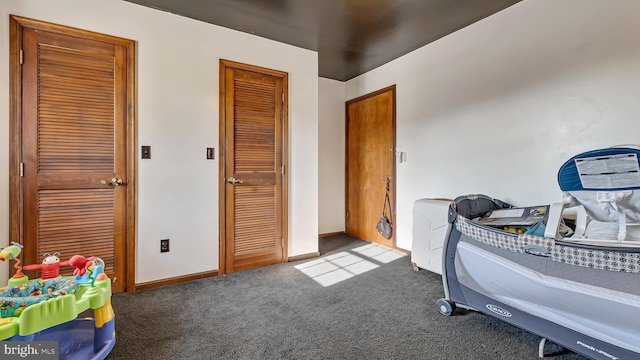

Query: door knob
left=228, top=177, right=244, bottom=185
left=101, top=177, right=123, bottom=186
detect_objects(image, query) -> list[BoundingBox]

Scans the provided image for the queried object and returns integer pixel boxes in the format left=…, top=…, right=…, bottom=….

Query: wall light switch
left=207, top=147, right=215, bottom=160
left=141, top=145, right=151, bottom=159
left=399, top=151, right=407, bottom=163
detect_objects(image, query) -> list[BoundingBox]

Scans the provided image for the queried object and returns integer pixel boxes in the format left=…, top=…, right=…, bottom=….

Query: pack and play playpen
left=436, top=147, right=640, bottom=360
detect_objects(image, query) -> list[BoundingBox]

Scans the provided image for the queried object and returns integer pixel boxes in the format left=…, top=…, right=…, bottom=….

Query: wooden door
left=219, top=60, right=288, bottom=274
left=9, top=16, right=136, bottom=292
left=346, top=86, right=396, bottom=247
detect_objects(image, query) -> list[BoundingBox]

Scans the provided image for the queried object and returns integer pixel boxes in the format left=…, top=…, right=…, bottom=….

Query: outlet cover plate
left=160, top=239, right=169, bottom=253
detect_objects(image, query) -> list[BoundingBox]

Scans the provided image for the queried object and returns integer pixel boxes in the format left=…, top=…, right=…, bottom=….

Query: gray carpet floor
left=106, top=235, right=587, bottom=359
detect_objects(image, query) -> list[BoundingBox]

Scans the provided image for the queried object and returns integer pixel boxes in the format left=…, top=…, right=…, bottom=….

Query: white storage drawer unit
left=411, top=198, right=452, bottom=274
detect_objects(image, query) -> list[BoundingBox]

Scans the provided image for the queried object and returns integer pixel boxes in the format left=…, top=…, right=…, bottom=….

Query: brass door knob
left=101, top=177, right=123, bottom=186
left=227, top=177, right=244, bottom=185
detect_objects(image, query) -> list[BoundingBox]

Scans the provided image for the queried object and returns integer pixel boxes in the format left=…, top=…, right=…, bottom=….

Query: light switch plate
left=141, top=145, right=151, bottom=159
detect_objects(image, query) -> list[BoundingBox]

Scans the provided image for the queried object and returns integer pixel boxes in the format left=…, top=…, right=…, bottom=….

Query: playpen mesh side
left=455, top=216, right=640, bottom=273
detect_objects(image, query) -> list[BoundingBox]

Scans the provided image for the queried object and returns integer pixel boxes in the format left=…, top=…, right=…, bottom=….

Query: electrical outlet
left=160, top=239, right=169, bottom=253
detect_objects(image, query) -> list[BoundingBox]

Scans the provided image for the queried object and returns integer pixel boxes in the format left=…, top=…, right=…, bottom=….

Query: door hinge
left=281, top=238, right=285, bottom=248
left=19, top=50, right=23, bottom=65
left=20, top=162, right=24, bottom=177
left=282, top=93, right=285, bottom=103
left=281, top=165, right=284, bottom=175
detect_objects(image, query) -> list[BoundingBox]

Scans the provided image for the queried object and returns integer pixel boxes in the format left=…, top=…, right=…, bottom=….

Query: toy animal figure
left=23, top=252, right=70, bottom=280
left=0, top=242, right=25, bottom=278
left=0, top=242, right=23, bottom=261
left=68, top=255, right=95, bottom=277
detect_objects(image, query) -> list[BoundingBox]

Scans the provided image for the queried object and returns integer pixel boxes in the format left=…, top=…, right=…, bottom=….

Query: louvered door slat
left=38, top=189, right=115, bottom=276
left=234, top=186, right=276, bottom=255
left=234, top=79, right=276, bottom=173
left=38, top=45, right=115, bottom=174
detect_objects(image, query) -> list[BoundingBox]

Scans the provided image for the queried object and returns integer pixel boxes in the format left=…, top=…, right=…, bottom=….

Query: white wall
left=345, top=0, right=640, bottom=251
left=318, top=78, right=346, bottom=234
left=0, top=0, right=319, bottom=283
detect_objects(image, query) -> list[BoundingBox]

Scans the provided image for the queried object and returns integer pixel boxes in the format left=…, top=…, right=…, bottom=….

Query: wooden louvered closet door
left=21, top=27, right=128, bottom=292
left=221, top=61, right=286, bottom=273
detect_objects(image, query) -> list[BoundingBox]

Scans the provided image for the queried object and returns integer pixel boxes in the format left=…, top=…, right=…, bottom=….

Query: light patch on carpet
left=352, top=243, right=405, bottom=263
left=294, top=244, right=405, bottom=287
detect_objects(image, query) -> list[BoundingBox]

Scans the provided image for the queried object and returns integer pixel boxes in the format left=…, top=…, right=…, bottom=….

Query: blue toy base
left=8, top=317, right=115, bottom=360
